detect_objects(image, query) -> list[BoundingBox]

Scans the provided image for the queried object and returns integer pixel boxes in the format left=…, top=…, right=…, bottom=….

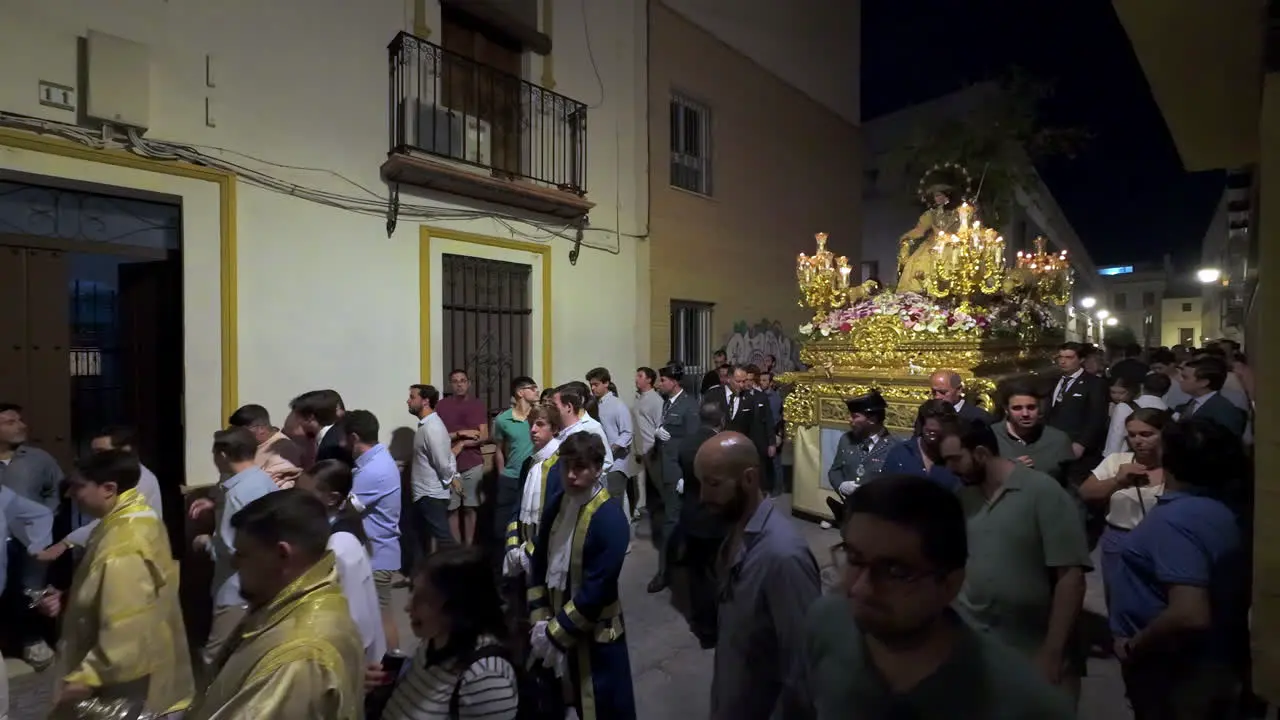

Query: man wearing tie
left=647, top=363, right=699, bottom=594
left=1173, top=355, right=1247, bottom=436
left=704, top=366, right=774, bottom=491
left=1045, top=342, right=1109, bottom=484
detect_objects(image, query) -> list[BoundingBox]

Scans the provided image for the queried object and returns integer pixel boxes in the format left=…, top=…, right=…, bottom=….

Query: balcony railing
left=387, top=31, right=588, bottom=195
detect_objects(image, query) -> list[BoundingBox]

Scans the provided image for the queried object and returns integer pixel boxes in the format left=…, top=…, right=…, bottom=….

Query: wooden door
left=441, top=7, right=523, bottom=176
left=0, top=246, right=30, bottom=411
left=118, top=259, right=184, bottom=513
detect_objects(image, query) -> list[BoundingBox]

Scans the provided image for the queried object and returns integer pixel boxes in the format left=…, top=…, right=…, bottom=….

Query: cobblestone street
left=6, top=496, right=1131, bottom=719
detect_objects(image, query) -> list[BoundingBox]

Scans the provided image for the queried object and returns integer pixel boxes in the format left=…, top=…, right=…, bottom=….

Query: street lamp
left=1196, top=268, right=1222, bottom=284
left=1096, top=309, right=1111, bottom=320
left=1105, top=317, right=1118, bottom=327
left=1080, top=296, right=1097, bottom=309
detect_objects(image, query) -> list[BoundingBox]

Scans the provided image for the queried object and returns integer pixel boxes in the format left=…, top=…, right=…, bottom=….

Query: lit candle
left=839, top=265, right=851, bottom=288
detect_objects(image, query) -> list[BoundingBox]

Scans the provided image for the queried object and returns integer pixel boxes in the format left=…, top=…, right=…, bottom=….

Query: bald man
left=695, top=432, right=820, bottom=720
left=930, top=370, right=994, bottom=426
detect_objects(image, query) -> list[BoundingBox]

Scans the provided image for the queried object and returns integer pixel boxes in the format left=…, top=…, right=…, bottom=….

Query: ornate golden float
left=780, top=194, right=1074, bottom=519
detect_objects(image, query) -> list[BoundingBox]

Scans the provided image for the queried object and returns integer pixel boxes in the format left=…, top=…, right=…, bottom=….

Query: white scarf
left=546, top=484, right=599, bottom=592
left=519, top=437, right=561, bottom=526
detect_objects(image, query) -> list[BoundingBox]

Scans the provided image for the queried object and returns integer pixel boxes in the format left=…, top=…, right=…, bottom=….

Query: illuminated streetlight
left=1080, top=296, right=1097, bottom=309
left=1196, top=268, right=1222, bottom=284
left=1096, top=309, right=1111, bottom=320
left=1105, top=317, right=1118, bottom=327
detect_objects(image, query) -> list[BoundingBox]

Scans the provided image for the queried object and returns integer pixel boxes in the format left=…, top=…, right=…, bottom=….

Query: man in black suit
left=699, top=350, right=728, bottom=395
left=929, top=370, right=994, bottom=426
left=677, top=400, right=726, bottom=648
left=703, top=365, right=774, bottom=492
left=1175, top=355, right=1248, bottom=436
left=1045, top=342, right=1109, bottom=481
left=289, top=389, right=351, bottom=466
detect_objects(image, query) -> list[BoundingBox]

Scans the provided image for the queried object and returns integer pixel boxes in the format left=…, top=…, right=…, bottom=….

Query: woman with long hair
left=295, top=459, right=386, bottom=664
left=369, top=547, right=520, bottom=719
left=1078, top=408, right=1170, bottom=602
left=1102, top=376, right=1142, bottom=455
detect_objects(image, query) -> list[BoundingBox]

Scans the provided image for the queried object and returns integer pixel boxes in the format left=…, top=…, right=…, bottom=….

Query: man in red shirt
left=434, top=369, right=488, bottom=545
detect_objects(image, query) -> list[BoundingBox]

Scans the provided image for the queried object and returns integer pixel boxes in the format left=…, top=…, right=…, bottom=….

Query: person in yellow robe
left=896, top=186, right=961, bottom=294
left=35, top=449, right=193, bottom=718
left=186, top=489, right=365, bottom=720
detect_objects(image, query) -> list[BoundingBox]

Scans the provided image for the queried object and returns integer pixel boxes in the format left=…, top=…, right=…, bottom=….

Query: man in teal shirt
left=492, top=375, right=539, bottom=541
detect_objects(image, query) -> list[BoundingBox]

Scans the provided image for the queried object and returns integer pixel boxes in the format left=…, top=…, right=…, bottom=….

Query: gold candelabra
left=923, top=203, right=1005, bottom=304
left=796, top=232, right=855, bottom=324
left=1015, top=236, right=1073, bottom=305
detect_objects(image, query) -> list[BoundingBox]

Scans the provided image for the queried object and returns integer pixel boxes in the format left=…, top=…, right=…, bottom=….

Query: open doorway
left=0, top=178, right=184, bottom=525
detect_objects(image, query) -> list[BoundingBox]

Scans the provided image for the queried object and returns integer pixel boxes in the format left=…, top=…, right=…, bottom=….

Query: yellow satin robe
left=59, top=487, right=194, bottom=715
left=186, top=553, right=365, bottom=720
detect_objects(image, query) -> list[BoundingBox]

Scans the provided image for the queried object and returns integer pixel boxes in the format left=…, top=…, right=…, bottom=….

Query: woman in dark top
left=880, top=399, right=961, bottom=491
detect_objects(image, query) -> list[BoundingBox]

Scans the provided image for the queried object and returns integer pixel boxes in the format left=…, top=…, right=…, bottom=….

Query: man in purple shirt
left=343, top=410, right=403, bottom=652
left=435, top=369, right=488, bottom=547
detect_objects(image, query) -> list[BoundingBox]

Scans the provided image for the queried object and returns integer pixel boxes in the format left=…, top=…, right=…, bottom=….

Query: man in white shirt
left=38, top=425, right=165, bottom=563
left=549, top=383, right=614, bottom=472
left=407, top=384, right=458, bottom=570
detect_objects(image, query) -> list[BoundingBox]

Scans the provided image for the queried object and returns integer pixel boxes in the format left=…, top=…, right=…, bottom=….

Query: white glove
left=346, top=493, right=366, bottom=514
left=655, top=426, right=672, bottom=442
left=529, top=620, right=568, bottom=677
left=676, top=478, right=685, bottom=495
left=837, top=480, right=857, bottom=497
left=502, top=547, right=529, bottom=578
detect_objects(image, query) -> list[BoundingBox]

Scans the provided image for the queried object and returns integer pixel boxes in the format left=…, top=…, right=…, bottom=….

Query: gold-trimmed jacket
left=186, top=553, right=365, bottom=720
left=59, top=487, right=193, bottom=715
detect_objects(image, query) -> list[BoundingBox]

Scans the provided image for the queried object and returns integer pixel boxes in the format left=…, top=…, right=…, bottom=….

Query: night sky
left=862, top=0, right=1224, bottom=271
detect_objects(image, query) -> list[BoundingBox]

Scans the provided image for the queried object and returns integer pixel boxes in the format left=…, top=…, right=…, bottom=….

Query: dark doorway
left=0, top=179, right=184, bottom=536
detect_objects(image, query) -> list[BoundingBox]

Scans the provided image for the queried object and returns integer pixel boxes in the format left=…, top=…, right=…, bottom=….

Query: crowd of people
left=0, top=336, right=1258, bottom=719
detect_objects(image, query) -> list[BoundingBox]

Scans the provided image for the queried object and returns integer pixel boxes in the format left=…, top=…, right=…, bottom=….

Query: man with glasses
left=786, top=475, right=1074, bottom=719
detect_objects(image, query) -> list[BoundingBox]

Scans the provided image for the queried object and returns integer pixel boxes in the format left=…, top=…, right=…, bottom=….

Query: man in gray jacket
left=647, top=363, right=699, bottom=594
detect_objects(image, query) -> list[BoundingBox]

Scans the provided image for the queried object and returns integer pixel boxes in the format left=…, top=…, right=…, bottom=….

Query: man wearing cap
left=824, top=390, right=897, bottom=527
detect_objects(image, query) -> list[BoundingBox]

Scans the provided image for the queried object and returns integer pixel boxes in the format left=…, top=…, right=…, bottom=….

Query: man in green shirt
left=491, top=375, right=539, bottom=541
left=991, top=382, right=1076, bottom=485
left=786, top=475, right=1075, bottom=719
left=939, top=421, right=1092, bottom=700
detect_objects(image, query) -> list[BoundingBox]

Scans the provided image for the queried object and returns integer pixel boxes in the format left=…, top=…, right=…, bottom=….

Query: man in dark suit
left=677, top=400, right=726, bottom=648
left=289, top=389, right=351, bottom=467
left=699, top=350, right=728, bottom=395
left=703, top=365, right=774, bottom=491
left=1175, top=355, right=1248, bottom=436
left=647, top=363, right=700, bottom=593
left=1046, top=342, right=1110, bottom=483
left=930, top=370, right=994, bottom=426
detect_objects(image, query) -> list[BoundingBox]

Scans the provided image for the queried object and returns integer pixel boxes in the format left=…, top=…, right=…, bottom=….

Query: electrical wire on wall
left=0, top=111, right=644, bottom=255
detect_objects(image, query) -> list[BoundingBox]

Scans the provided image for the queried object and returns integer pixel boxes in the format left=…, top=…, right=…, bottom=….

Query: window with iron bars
left=441, top=254, right=533, bottom=416
left=670, top=300, right=714, bottom=380
left=670, top=93, right=712, bottom=196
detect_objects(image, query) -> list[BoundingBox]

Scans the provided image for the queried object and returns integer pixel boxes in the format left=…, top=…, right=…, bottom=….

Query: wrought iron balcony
left=382, top=31, right=593, bottom=219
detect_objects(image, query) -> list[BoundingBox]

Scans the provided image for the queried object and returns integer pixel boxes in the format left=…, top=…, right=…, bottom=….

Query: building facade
left=862, top=85, right=1104, bottom=342
left=0, top=0, right=647, bottom=485
left=1097, top=261, right=1169, bottom=347
left=1199, top=171, right=1254, bottom=343
left=646, top=0, right=861, bottom=375
left=1112, top=0, right=1280, bottom=698
left=1159, top=296, right=1203, bottom=347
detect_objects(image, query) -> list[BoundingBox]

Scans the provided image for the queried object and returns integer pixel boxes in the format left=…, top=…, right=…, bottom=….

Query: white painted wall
left=1161, top=296, right=1203, bottom=346
left=0, top=0, right=647, bottom=484
left=660, top=0, right=860, bottom=125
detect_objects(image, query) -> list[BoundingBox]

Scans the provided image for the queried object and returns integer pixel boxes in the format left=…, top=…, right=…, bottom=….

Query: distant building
left=861, top=84, right=1103, bottom=342
left=1198, top=170, right=1253, bottom=343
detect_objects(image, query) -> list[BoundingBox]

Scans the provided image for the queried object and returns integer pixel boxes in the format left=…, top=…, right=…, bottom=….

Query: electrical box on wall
left=0, top=11, right=79, bottom=124
left=86, top=30, right=152, bottom=131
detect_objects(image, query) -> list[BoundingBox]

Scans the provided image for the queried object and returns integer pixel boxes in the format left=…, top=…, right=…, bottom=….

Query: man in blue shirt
left=1, top=484, right=54, bottom=718
left=344, top=410, right=403, bottom=653
left=190, top=426, right=278, bottom=669
left=1109, top=417, right=1247, bottom=719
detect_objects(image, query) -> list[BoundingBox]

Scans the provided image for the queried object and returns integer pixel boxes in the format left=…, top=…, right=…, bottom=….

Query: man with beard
left=697, top=433, right=819, bottom=720
left=991, top=382, right=1075, bottom=486
left=939, top=422, right=1091, bottom=699
left=786, top=476, right=1074, bottom=719
left=187, top=490, right=365, bottom=719
left=824, top=391, right=895, bottom=527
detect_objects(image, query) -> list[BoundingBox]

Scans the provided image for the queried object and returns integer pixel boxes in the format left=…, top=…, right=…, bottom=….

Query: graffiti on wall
left=722, top=319, right=802, bottom=372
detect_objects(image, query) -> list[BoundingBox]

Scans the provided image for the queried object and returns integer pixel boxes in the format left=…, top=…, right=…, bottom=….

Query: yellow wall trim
left=0, top=126, right=239, bottom=424
left=413, top=0, right=432, bottom=38
left=418, top=225, right=552, bottom=390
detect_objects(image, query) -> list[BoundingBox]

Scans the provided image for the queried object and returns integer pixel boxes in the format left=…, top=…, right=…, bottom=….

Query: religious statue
left=896, top=164, right=971, bottom=294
